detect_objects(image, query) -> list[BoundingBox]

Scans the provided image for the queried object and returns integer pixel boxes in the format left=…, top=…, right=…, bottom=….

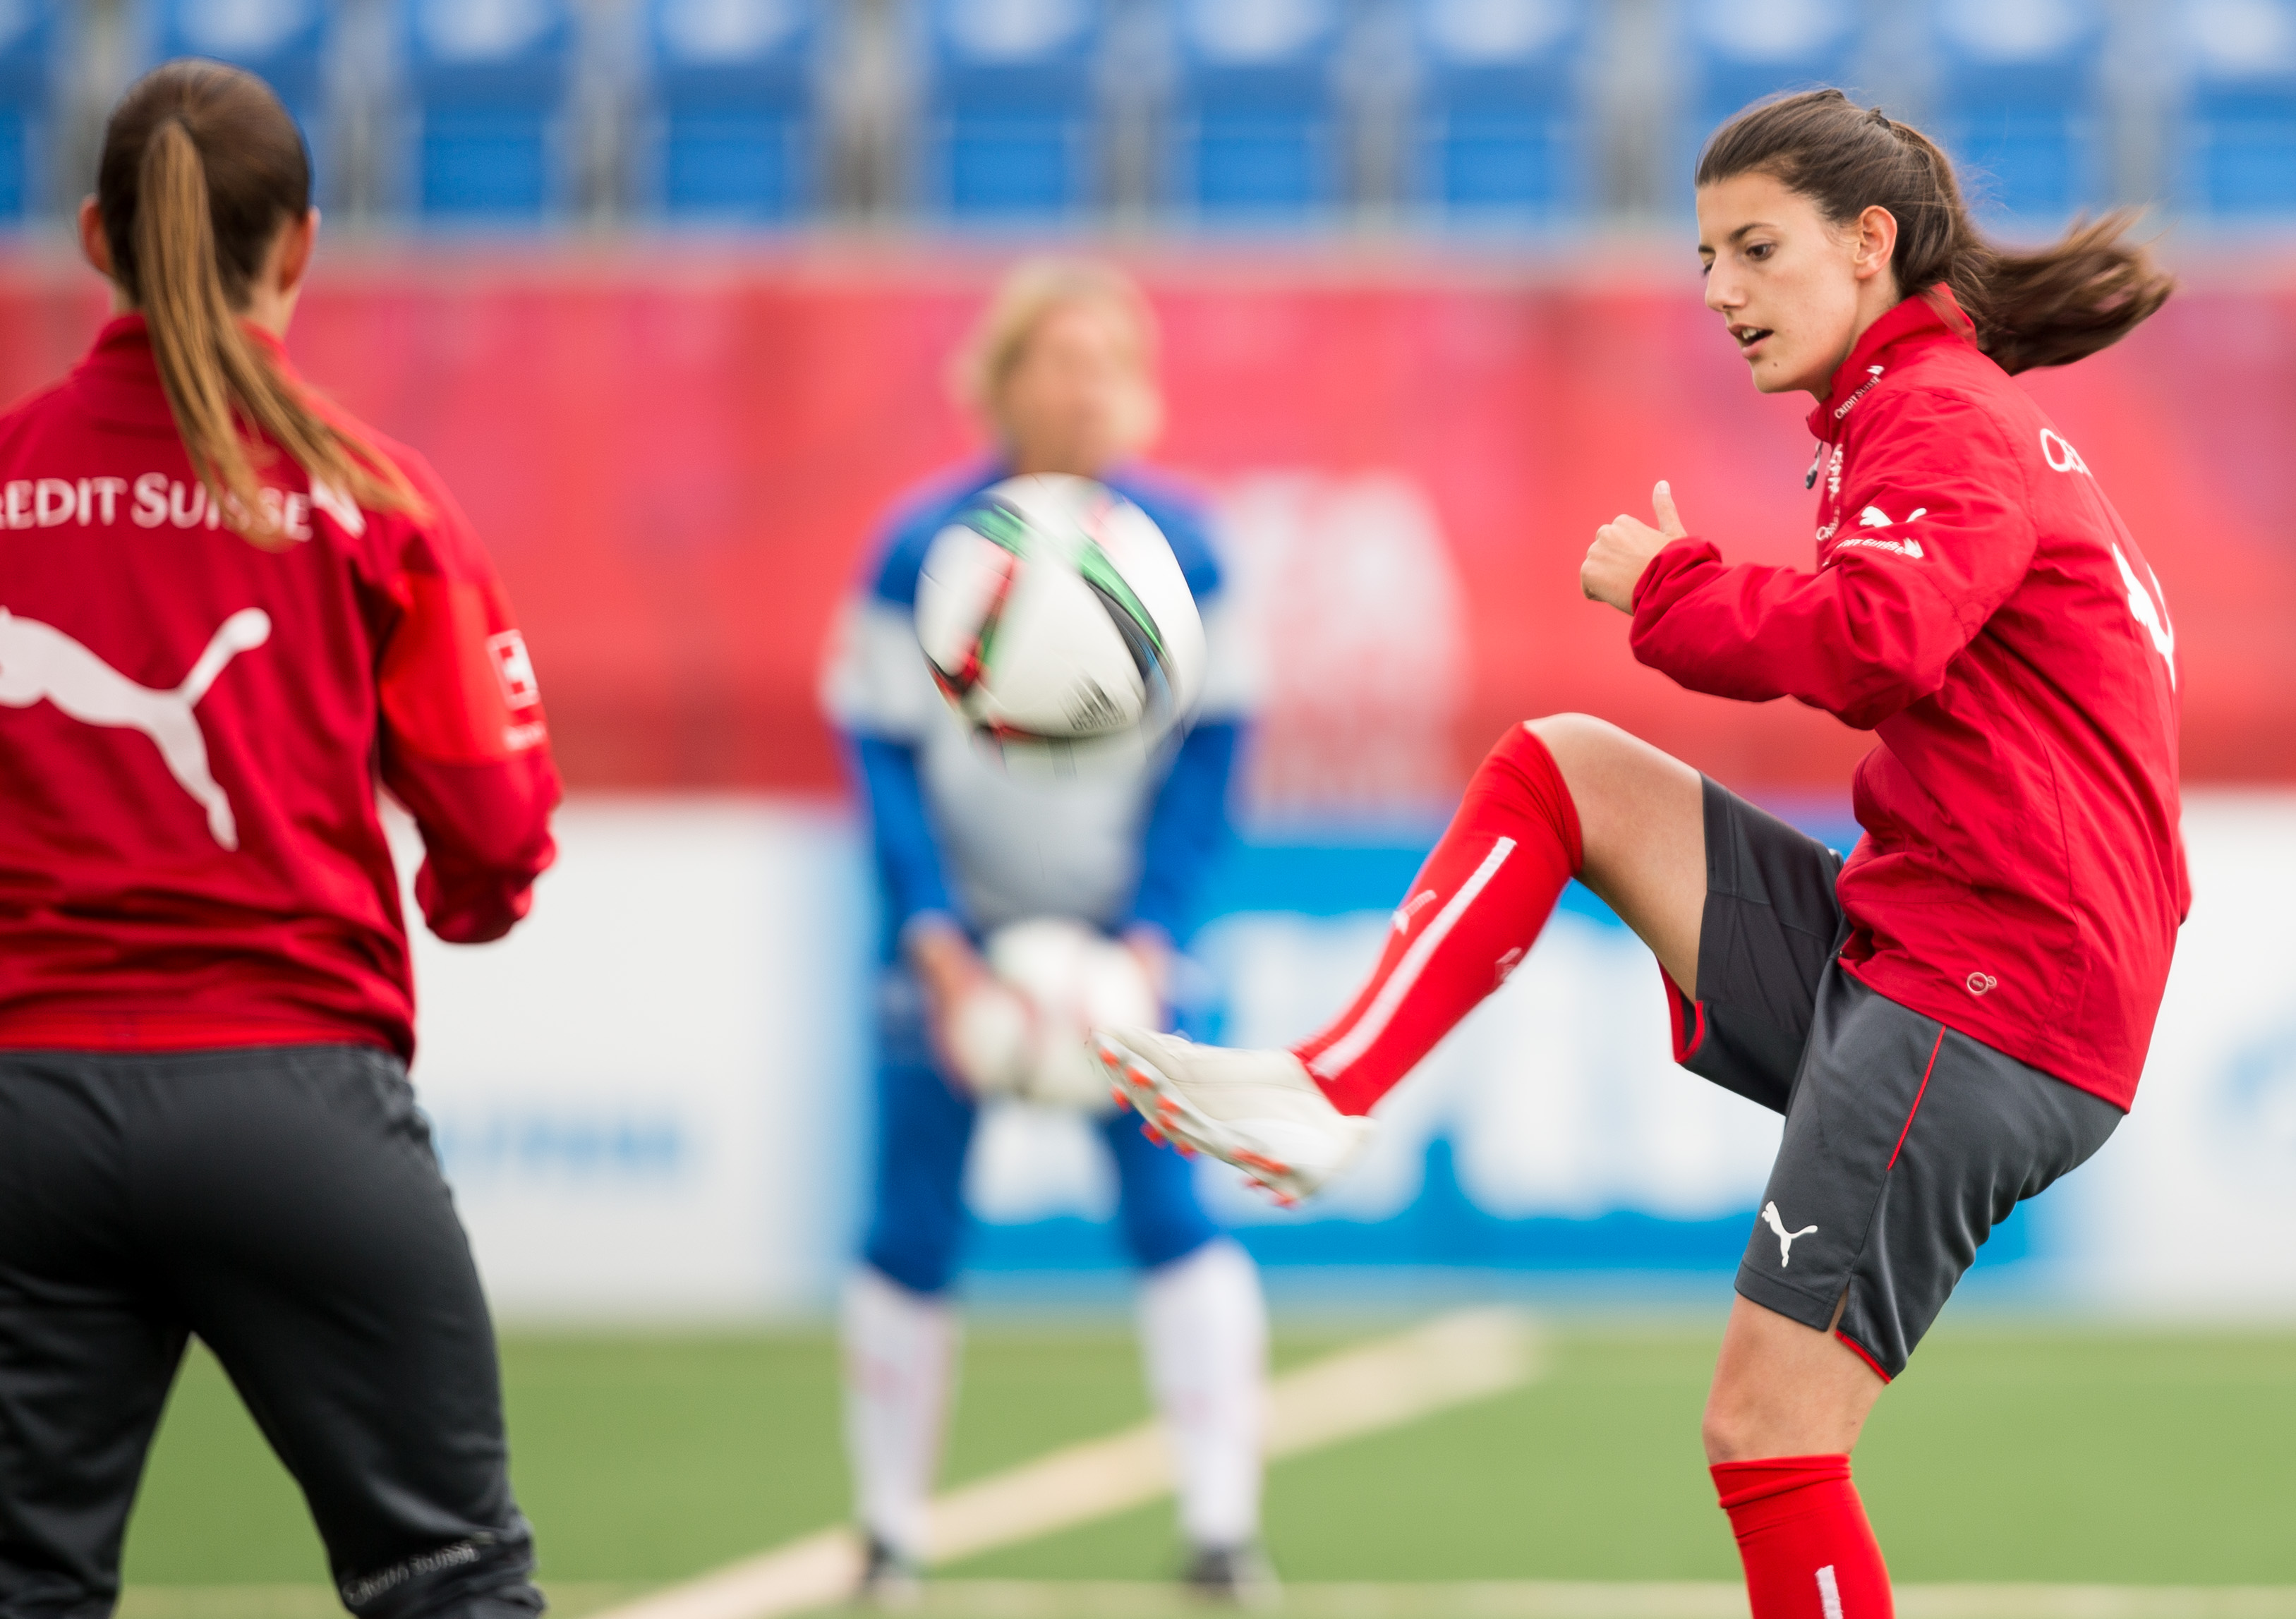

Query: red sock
left=1293, top=723, right=1582, bottom=1115
left=1712, top=1456, right=1893, bottom=1619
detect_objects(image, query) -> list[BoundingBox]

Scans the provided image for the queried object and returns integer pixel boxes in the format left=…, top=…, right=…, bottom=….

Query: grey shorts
left=1667, top=779, right=2123, bottom=1378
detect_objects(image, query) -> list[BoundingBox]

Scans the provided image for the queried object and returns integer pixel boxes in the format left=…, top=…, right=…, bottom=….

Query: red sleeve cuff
left=1630, top=534, right=1719, bottom=614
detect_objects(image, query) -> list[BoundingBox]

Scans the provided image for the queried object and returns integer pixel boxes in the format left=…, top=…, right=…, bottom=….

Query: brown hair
left=97, top=61, right=422, bottom=542
left=1696, top=89, right=2173, bottom=375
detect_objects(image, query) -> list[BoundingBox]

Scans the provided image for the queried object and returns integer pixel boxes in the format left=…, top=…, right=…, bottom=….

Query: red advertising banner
left=4, top=249, right=2289, bottom=799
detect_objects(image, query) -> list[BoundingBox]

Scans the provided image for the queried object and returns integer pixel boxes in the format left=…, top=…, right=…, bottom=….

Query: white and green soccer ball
left=914, top=475, right=1206, bottom=764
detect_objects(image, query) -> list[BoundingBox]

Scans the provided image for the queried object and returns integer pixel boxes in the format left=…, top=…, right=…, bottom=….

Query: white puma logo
left=0, top=606, right=272, bottom=849
left=1392, top=890, right=1439, bottom=934
left=1760, top=1201, right=1818, bottom=1266
left=2111, top=542, right=2175, bottom=689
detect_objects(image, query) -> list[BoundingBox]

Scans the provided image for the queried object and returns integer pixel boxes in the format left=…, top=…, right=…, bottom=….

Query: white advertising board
left=395, top=792, right=2296, bottom=1321
left=396, top=799, right=870, bottom=1321
left=2047, top=794, right=2296, bottom=1313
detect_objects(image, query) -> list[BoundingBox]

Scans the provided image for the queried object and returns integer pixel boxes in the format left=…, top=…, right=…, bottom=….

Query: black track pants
left=0, top=1045, right=543, bottom=1619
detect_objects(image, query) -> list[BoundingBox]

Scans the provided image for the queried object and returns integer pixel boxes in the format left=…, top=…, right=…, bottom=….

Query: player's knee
left=1699, top=1350, right=1787, bottom=1463
left=1522, top=712, right=1632, bottom=770
left=1700, top=1394, right=1756, bottom=1465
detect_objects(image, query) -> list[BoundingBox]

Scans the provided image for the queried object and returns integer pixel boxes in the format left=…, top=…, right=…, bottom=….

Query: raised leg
left=1296, top=715, right=1705, bottom=1114
left=1098, top=717, right=1899, bottom=1619
left=1524, top=714, right=1704, bottom=996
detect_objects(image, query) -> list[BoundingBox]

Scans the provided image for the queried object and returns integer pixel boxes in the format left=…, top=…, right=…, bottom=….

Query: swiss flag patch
left=381, top=575, right=549, bottom=762
left=488, top=630, right=541, bottom=709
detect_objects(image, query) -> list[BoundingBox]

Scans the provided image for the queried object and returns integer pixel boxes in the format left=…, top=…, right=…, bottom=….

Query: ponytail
left=1940, top=213, right=2174, bottom=375
left=100, top=61, right=425, bottom=545
left=1697, top=90, right=2174, bottom=375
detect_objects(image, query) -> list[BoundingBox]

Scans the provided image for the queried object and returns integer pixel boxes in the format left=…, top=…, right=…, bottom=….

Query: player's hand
left=1120, top=923, right=1173, bottom=1013
left=1583, top=480, right=1687, bottom=613
left=907, top=918, right=1021, bottom=1096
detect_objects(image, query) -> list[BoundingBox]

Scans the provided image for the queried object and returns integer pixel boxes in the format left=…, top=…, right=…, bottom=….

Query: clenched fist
left=1583, top=480, right=1687, bottom=612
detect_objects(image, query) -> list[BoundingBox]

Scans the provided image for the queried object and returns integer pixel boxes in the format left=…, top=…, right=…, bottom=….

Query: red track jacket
left=0, top=316, right=560, bottom=1061
left=1632, top=291, right=2187, bottom=1110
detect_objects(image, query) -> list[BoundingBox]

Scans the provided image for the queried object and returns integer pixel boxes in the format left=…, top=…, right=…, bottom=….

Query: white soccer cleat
left=1092, top=1026, right=1374, bottom=1205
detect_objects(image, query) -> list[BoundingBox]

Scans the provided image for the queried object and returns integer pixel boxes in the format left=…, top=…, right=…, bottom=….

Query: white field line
left=587, top=1308, right=1544, bottom=1619
left=874, top=1584, right=2296, bottom=1619
left=937, top=1304, right=1540, bottom=1563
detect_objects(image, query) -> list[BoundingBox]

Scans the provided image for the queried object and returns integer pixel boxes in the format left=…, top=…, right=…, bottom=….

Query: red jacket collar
left=85, top=310, right=299, bottom=374
left=1806, top=286, right=1976, bottom=439
left=75, top=312, right=303, bottom=428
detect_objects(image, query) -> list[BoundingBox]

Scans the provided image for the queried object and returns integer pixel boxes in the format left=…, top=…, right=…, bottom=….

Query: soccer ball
left=914, top=475, right=1206, bottom=762
left=984, top=917, right=1160, bottom=1111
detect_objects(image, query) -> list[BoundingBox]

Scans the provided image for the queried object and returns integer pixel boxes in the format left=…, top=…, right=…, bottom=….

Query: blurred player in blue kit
left=820, top=261, right=1269, bottom=1601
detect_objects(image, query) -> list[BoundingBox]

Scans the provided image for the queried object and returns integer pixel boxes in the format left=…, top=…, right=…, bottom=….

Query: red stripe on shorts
left=1835, top=1330, right=1894, bottom=1383
left=1887, top=1028, right=1947, bottom=1171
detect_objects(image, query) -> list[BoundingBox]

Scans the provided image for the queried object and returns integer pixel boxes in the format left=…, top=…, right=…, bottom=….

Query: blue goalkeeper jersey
left=822, top=463, right=1252, bottom=955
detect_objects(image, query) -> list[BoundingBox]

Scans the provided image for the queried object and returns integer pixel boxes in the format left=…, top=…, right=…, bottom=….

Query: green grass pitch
left=116, top=1318, right=2296, bottom=1601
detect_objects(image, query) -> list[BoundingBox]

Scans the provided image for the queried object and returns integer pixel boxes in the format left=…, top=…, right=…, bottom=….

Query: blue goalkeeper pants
left=862, top=977, right=1220, bottom=1295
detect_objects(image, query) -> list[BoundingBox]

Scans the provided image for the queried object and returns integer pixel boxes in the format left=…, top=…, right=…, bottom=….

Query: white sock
left=1137, top=1237, right=1267, bottom=1551
left=842, top=1266, right=961, bottom=1563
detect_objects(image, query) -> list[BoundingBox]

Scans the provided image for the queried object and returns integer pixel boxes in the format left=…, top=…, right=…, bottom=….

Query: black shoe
left=856, top=1533, right=923, bottom=1608
left=1184, top=1542, right=1279, bottom=1607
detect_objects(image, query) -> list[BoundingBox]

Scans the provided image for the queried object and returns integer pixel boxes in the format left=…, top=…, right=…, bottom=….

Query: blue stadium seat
left=0, top=0, right=54, bottom=223
left=1931, top=0, right=2104, bottom=222
left=1681, top=0, right=1857, bottom=204
left=1413, top=0, right=1583, bottom=223
left=401, top=0, right=575, bottom=221
left=648, top=0, right=815, bottom=221
left=1687, top=0, right=1856, bottom=143
left=1168, top=0, right=1342, bottom=222
left=152, top=0, right=331, bottom=196
left=2184, top=0, right=2296, bottom=217
left=925, top=0, right=1100, bottom=220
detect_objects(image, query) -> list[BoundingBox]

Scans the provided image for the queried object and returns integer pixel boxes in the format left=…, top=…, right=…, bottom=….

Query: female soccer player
left=1099, top=90, right=2185, bottom=1615
left=0, top=63, right=557, bottom=1617
left=822, top=259, right=1271, bottom=1601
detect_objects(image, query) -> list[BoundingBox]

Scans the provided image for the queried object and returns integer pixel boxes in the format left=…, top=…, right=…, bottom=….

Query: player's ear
left=271, top=208, right=319, bottom=298
left=1853, top=205, right=1899, bottom=283
left=78, top=196, right=114, bottom=281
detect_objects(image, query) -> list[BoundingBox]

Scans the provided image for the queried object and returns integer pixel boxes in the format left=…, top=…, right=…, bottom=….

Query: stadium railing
left=16, top=0, right=2296, bottom=234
